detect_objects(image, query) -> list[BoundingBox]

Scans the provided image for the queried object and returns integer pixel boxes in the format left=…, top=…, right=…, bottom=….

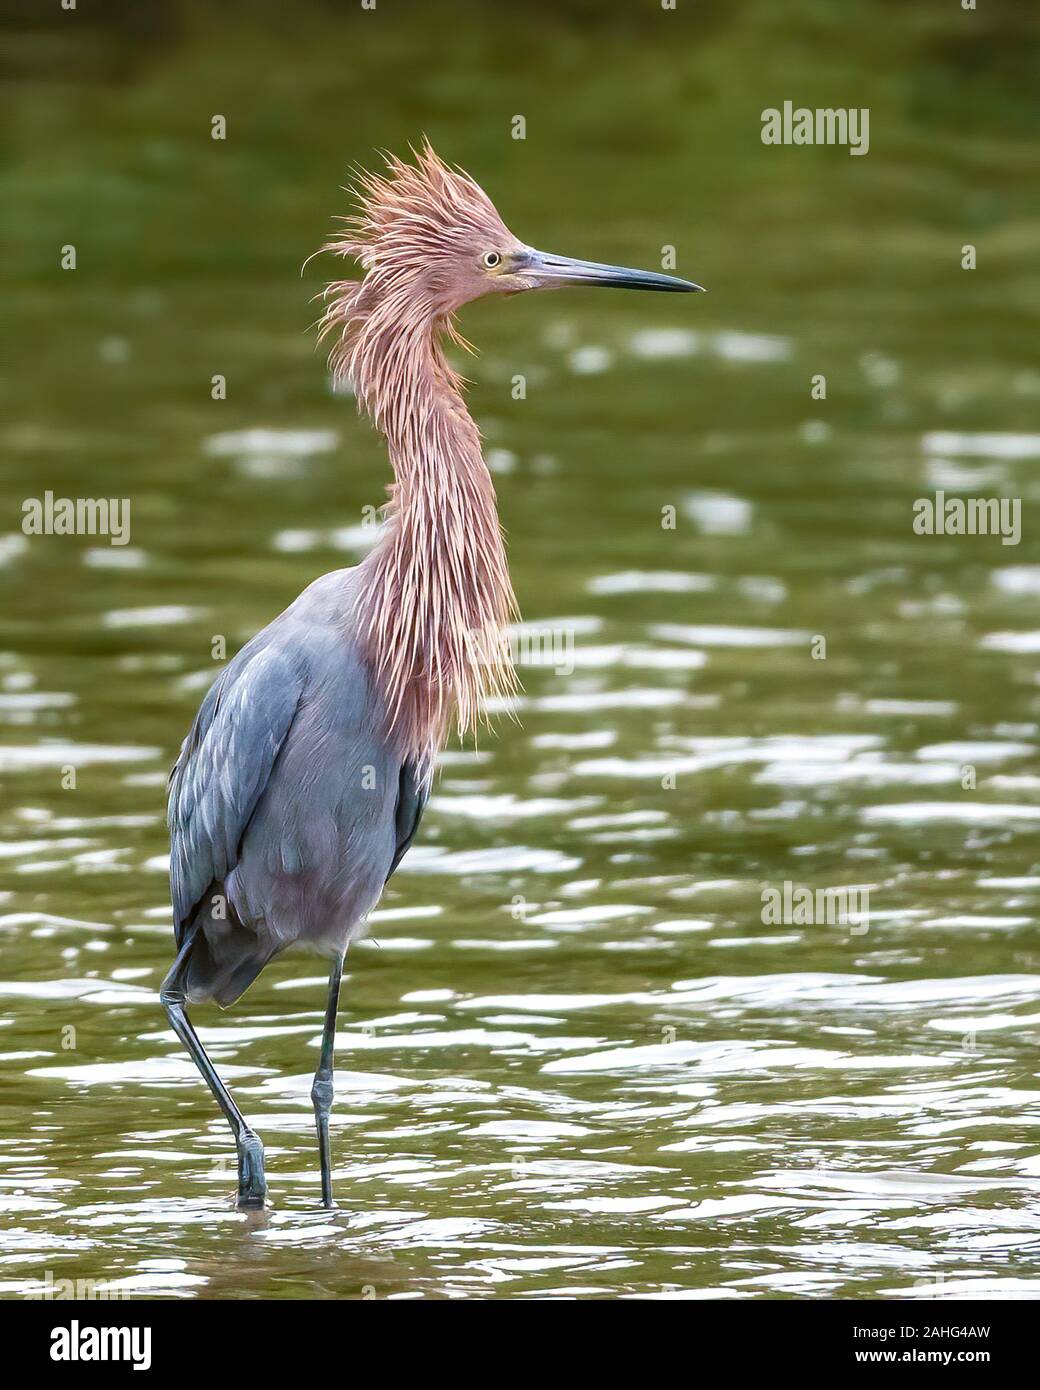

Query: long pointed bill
left=517, top=248, right=703, bottom=293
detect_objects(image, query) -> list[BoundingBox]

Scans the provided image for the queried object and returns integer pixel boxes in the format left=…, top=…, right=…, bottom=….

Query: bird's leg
left=311, top=952, right=344, bottom=1208
left=160, top=931, right=267, bottom=1210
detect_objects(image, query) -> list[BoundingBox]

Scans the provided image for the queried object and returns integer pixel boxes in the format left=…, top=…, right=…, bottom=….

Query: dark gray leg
left=160, top=930, right=266, bottom=1210
left=311, top=953, right=344, bottom=1208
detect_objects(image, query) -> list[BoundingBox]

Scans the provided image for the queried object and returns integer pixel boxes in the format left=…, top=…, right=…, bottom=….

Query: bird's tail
left=179, top=884, right=284, bottom=1009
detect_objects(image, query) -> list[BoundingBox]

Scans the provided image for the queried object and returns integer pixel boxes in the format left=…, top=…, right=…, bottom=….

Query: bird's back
left=167, top=567, right=427, bottom=1006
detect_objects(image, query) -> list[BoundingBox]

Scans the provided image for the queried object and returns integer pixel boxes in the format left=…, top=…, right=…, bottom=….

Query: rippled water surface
left=2, top=2, right=1039, bottom=1299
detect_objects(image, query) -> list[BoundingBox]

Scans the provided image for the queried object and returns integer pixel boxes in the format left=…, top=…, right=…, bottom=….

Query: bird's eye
left=482, top=251, right=501, bottom=269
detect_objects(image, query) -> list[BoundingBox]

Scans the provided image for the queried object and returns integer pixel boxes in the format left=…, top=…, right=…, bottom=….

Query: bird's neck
left=353, top=321, right=517, bottom=763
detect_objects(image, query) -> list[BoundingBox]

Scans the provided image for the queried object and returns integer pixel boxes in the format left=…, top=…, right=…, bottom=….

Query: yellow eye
left=482, top=251, right=501, bottom=269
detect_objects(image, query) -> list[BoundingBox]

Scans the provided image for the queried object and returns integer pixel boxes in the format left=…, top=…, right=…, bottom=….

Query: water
left=2, top=1, right=1039, bottom=1299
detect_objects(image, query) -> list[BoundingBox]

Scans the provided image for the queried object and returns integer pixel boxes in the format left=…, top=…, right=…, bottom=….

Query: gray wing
left=168, top=645, right=303, bottom=945
left=387, top=758, right=429, bottom=882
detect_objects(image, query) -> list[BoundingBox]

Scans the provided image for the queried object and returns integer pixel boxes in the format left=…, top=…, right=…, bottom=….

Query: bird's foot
left=236, top=1129, right=266, bottom=1210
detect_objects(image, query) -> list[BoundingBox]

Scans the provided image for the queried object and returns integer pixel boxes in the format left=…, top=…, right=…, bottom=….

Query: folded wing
left=168, top=646, right=303, bottom=945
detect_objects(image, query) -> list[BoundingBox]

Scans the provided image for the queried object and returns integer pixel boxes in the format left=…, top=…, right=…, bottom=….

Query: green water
left=2, top=1, right=1039, bottom=1299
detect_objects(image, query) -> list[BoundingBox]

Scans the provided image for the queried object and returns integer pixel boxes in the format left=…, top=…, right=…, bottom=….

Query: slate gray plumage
left=168, top=568, right=427, bottom=1008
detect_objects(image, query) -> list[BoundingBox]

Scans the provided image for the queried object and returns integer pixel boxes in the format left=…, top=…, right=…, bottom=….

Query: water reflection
left=2, top=0, right=1039, bottom=1302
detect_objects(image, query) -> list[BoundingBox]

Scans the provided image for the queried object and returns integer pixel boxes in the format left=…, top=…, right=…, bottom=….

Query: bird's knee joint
left=311, top=1076, right=334, bottom=1112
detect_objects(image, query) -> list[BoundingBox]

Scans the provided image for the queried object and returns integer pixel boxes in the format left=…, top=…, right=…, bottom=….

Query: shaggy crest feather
left=318, top=143, right=519, bottom=767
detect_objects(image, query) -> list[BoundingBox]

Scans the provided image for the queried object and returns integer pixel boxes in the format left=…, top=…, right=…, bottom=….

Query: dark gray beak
left=516, top=247, right=703, bottom=293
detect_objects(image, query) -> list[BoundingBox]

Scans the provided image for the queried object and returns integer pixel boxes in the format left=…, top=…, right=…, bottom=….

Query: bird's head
left=321, top=141, right=702, bottom=326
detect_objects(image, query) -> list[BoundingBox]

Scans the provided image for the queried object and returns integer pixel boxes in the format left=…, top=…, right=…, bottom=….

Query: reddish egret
left=161, top=143, right=702, bottom=1209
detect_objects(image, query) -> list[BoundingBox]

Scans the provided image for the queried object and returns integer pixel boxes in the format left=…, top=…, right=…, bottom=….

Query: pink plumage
left=319, top=143, right=522, bottom=766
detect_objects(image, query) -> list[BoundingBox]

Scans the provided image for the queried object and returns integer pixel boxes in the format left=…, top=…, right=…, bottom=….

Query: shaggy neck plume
left=323, top=285, right=517, bottom=765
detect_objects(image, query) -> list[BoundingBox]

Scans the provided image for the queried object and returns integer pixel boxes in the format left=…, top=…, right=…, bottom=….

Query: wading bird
left=161, top=143, right=702, bottom=1209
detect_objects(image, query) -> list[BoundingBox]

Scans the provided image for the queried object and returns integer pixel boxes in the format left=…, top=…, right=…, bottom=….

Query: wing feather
left=167, top=646, right=303, bottom=941
left=386, top=758, right=429, bottom=882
